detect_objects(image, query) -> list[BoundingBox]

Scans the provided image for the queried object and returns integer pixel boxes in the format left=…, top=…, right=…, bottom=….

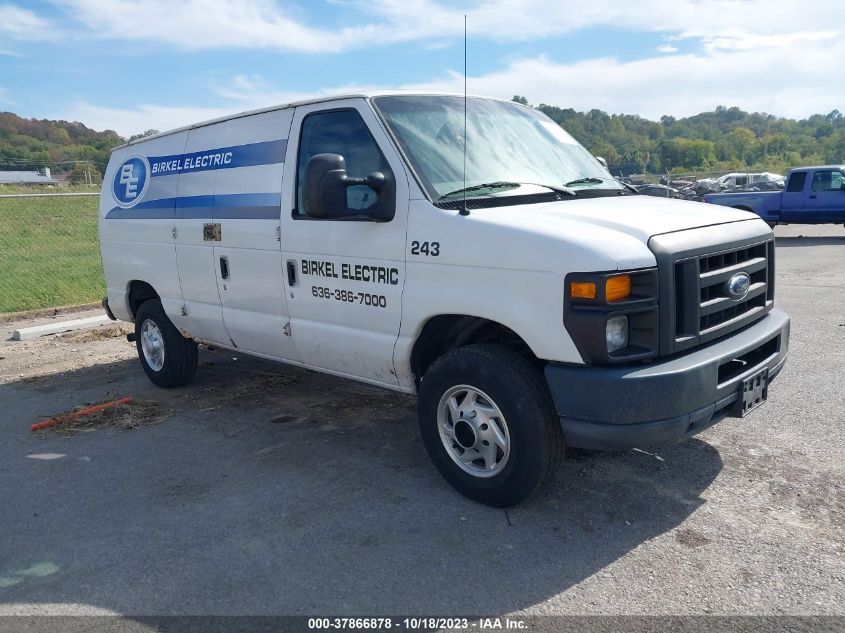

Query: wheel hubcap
left=140, top=319, right=165, bottom=371
left=437, top=385, right=511, bottom=478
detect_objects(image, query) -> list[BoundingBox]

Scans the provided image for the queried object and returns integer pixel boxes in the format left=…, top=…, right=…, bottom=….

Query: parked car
left=637, top=184, right=680, bottom=198
left=717, top=172, right=784, bottom=189
left=99, top=92, right=790, bottom=506
left=704, top=165, right=845, bottom=227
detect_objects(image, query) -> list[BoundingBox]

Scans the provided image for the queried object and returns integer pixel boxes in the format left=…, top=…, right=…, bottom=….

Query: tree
left=590, top=142, right=620, bottom=165
left=511, top=96, right=528, bottom=106
left=128, top=129, right=160, bottom=143
left=69, top=162, right=102, bottom=185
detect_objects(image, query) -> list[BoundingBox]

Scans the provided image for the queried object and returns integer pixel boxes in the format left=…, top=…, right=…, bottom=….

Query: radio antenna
left=460, top=14, right=470, bottom=216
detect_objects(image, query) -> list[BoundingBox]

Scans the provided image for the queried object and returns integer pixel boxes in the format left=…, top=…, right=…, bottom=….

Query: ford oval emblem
left=726, top=272, right=751, bottom=299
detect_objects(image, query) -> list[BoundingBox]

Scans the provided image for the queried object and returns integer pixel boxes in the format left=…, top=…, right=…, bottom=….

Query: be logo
left=112, top=155, right=150, bottom=207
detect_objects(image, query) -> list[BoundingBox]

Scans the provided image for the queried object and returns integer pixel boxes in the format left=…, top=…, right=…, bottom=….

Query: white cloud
left=56, top=75, right=386, bottom=136
left=42, top=0, right=843, bottom=55
left=31, top=0, right=844, bottom=133
left=407, top=36, right=845, bottom=120
left=56, top=102, right=235, bottom=136
left=209, top=73, right=380, bottom=108
left=0, top=85, right=11, bottom=104
left=689, top=29, right=837, bottom=52
left=0, top=4, right=56, bottom=41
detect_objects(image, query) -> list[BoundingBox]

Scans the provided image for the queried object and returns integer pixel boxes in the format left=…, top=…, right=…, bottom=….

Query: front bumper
left=545, top=308, right=790, bottom=450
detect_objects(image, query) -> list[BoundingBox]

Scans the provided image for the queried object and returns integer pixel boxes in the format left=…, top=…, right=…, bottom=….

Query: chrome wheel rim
left=437, top=385, right=511, bottom=478
left=140, top=319, right=165, bottom=372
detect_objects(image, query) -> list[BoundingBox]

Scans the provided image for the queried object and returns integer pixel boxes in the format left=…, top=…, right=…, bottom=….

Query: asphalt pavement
left=0, top=224, right=842, bottom=618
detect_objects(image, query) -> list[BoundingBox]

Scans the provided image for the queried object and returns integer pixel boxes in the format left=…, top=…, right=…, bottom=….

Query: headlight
left=606, top=315, right=629, bottom=353
left=563, top=268, right=659, bottom=364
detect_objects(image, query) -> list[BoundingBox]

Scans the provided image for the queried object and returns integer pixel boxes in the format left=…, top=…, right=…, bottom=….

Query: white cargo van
left=100, top=92, right=790, bottom=506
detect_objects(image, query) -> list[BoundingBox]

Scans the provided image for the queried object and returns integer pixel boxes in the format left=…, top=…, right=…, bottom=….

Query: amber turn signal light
left=570, top=281, right=597, bottom=300
left=605, top=275, right=631, bottom=302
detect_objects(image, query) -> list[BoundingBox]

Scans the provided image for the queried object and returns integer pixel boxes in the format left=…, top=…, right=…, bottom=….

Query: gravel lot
left=0, top=224, right=843, bottom=618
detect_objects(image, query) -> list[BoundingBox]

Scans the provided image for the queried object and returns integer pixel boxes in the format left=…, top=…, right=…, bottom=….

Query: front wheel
left=134, top=300, right=198, bottom=388
left=417, top=344, right=563, bottom=507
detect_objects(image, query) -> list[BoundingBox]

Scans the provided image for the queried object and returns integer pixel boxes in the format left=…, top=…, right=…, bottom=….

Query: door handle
left=809, top=194, right=817, bottom=199
left=286, top=260, right=297, bottom=286
left=219, top=256, right=230, bottom=280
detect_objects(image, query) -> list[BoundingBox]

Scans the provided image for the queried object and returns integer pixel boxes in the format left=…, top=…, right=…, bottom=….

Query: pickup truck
left=704, top=165, right=845, bottom=227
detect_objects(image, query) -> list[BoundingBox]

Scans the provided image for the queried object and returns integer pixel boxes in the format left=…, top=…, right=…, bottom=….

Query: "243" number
left=410, top=240, right=440, bottom=256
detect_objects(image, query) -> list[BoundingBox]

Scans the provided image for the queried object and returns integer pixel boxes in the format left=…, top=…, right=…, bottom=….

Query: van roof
left=115, top=90, right=505, bottom=149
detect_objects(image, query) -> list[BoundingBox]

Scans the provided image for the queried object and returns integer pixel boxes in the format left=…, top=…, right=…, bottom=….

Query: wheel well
left=410, top=315, right=539, bottom=385
left=127, top=281, right=159, bottom=318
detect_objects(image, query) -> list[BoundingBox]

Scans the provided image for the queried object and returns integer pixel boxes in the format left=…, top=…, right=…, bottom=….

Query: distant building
left=51, top=171, right=71, bottom=186
left=0, top=168, right=55, bottom=185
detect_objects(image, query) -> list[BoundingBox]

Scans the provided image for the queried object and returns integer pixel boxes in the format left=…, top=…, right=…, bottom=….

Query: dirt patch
left=57, top=323, right=133, bottom=344
left=183, top=370, right=301, bottom=409
left=33, top=398, right=170, bottom=436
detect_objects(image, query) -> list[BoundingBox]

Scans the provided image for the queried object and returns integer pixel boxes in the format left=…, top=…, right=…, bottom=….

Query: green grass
left=0, top=195, right=104, bottom=313
left=0, top=184, right=101, bottom=195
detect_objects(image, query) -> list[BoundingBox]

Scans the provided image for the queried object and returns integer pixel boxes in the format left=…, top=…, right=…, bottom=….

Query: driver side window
left=295, top=109, right=391, bottom=217
left=811, top=170, right=845, bottom=192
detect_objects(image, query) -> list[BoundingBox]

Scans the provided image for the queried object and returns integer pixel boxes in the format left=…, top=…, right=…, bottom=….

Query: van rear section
left=100, top=108, right=296, bottom=361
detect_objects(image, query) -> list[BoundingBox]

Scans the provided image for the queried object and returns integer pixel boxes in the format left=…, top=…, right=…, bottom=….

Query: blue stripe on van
left=105, top=192, right=281, bottom=220
left=148, top=139, right=287, bottom=177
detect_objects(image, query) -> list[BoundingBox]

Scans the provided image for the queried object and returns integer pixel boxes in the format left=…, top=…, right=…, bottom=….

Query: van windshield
left=373, top=95, right=620, bottom=202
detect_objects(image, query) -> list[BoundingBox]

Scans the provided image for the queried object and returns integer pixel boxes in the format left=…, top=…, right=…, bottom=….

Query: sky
left=0, top=1, right=842, bottom=137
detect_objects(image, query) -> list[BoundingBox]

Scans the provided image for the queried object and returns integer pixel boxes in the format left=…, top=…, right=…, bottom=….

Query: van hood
left=419, top=194, right=767, bottom=275
left=478, top=195, right=758, bottom=242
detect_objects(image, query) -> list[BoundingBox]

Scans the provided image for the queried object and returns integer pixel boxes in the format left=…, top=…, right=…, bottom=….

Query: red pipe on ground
left=31, top=397, right=134, bottom=432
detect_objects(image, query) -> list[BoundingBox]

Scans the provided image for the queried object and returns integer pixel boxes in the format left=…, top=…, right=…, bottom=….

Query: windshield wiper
left=565, top=176, right=636, bottom=194
left=440, top=181, right=576, bottom=201
left=564, top=177, right=605, bottom=187
left=440, top=181, right=519, bottom=198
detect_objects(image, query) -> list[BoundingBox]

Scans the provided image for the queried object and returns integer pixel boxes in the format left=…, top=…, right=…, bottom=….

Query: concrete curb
left=12, top=315, right=113, bottom=341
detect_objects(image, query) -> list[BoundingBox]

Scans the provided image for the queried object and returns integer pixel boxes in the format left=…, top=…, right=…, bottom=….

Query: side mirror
left=303, top=153, right=394, bottom=221
left=595, top=156, right=608, bottom=169
left=303, top=153, right=352, bottom=219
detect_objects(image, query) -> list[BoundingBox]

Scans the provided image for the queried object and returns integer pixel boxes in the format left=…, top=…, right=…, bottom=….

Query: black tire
left=417, top=344, right=563, bottom=507
left=134, top=300, right=198, bottom=388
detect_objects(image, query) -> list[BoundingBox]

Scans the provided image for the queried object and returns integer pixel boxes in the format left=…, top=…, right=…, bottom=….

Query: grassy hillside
left=0, top=111, right=123, bottom=177
left=4, top=104, right=845, bottom=179
left=526, top=100, right=845, bottom=175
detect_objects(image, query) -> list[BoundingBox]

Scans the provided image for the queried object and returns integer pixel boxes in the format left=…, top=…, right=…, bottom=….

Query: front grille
left=673, top=240, right=774, bottom=350
left=649, top=223, right=775, bottom=356
left=698, top=242, right=769, bottom=334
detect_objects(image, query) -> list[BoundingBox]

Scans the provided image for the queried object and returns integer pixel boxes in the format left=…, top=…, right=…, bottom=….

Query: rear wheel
left=134, top=300, right=198, bottom=388
left=417, top=344, right=563, bottom=507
